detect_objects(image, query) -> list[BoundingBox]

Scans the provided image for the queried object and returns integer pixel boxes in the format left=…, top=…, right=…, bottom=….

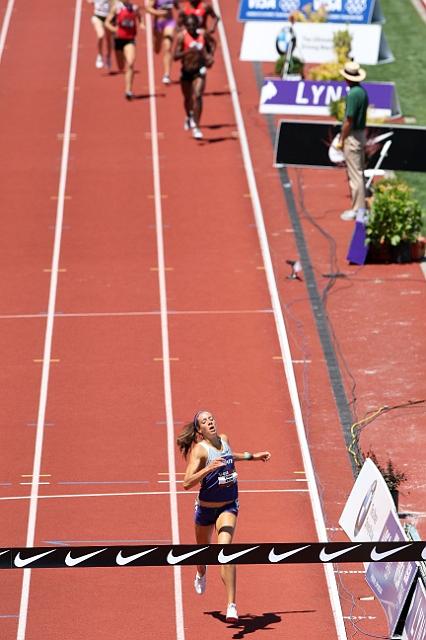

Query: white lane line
left=0, top=309, right=274, bottom=319
left=16, top=2, right=83, bottom=639
left=0, top=0, right=15, bottom=62
left=1, top=488, right=310, bottom=501
left=213, top=2, right=347, bottom=639
left=145, top=13, right=184, bottom=640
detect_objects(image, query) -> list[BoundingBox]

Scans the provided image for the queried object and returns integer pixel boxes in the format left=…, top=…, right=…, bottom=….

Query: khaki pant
left=344, top=130, right=366, bottom=211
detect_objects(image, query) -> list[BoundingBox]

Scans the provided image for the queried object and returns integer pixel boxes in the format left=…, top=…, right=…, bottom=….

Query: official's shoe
left=340, top=209, right=357, bottom=221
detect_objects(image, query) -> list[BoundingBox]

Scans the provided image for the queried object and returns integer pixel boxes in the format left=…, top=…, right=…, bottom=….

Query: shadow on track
left=204, top=609, right=316, bottom=637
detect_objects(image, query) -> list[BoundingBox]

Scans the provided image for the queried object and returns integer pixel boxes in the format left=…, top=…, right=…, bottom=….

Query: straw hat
left=339, top=61, right=366, bottom=82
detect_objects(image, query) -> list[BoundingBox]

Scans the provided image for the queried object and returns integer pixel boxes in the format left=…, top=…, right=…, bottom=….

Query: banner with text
left=238, top=0, right=378, bottom=23
left=402, top=579, right=426, bottom=640
left=259, top=79, right=400, bottom=118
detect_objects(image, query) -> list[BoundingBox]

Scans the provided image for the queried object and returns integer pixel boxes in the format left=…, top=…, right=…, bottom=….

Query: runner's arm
left=183, top=444, right=225, bottom=490
left=105, top=3, right=119, bottom=32
left=145, top=0, right=168, bottom=18
left=204, top=2, right=219, bottom=33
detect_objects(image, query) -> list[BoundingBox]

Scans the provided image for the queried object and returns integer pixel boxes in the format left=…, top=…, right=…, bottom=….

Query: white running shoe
left=96, top=54, right=103, bottom=69
left=340, top=209, right=357, bottom=221
left=105, top=55, right=111, bottom=70
left=184, top=112, right=196, bottom=130
left=194, top=567, right=207, bottom=595
left=125, top=90, right=134, bottom=100
left=226, top=603, right=238, bottom=623
left=193, top=127, right=203, bottom=139
left=162, top=74, right=171, bottom=85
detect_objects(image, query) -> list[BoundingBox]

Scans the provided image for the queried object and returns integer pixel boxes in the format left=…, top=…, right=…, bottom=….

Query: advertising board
left=238, top=0, right=380, bottom=24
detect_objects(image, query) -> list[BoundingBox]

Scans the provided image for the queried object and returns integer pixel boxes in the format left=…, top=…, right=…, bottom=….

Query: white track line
left=213, top=2, right=347, bottom=638
left=0, top=0, right=15, bottom=62
left=0, top=309, right=273, bottom=319
left=1, top=488, right=309, bottom=502
left=16, top=2, right=82, bottom=639
left=145, top=14, right=185, bottom=640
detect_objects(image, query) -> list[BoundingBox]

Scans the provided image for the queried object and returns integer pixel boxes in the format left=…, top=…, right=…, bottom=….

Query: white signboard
left=240, top=21, right=394, bottom=65
left=339, top=458, right=402, bottom=543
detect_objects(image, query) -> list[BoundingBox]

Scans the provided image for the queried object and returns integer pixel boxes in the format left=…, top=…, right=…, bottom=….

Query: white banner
left=240, top=21, right=394, bottom=65
left=339, top=458, right=402, bottom=543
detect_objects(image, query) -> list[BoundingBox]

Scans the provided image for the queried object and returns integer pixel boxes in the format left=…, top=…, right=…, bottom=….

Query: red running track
left=1, top=1, right=425, bottom=639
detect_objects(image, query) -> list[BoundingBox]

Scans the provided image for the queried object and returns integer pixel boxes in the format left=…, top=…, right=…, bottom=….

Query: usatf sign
left=1, top=542, right=425, bottom=569
left=238, top=0, right=378, bottom=23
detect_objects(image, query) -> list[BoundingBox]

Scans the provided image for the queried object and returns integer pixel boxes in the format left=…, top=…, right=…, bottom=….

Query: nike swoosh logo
left=166, top=547, right=209, bottom=565
left=116, top=548, right=158, bottom=566
left=65, top=548, right=107, bottom=567
left=218, top=546, right=259, bottom=563
left=370, top=544, right=411, bottom=561
left=320, top=545, right=361, bottom=562
left=269, top=545, right=310, bottom=563
left=14, top=550, right=56, bottom=568
left=0, top=550, right=10, bottom=557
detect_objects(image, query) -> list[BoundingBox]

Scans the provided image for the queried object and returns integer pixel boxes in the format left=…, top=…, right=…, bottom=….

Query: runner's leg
left=216, top=511, right=237, bottom=605
left=123, top=42, right=137, bottom=93
left=194, top=522, right=214, bottom=577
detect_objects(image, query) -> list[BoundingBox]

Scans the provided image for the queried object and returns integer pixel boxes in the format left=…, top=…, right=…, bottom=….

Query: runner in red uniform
left=105, top=0, right=145, bottom=99
left=178, top=0, right=219, bottom=53
left=173, top=13, right=213, bottom=139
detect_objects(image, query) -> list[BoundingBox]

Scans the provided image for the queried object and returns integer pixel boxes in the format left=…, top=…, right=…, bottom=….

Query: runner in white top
left=87, top=0, right=113, bottom=69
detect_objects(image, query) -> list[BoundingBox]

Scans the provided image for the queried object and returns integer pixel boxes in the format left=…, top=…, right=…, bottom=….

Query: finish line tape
left=1, top=542, right=425, bottom=569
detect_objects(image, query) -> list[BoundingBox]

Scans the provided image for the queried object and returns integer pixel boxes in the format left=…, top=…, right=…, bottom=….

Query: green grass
left=363, top=0, right=426, bottom=230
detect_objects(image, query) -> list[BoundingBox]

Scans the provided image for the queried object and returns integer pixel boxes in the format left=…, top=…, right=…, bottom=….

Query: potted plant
left=365, top=449, right=407, bottom=511
left=365, top=178, right=424, bottom=264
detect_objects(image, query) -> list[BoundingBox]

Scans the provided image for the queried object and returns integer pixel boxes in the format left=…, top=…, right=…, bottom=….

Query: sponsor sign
left=259, top=79, right=399, bottom=118
left=238, top=0, right=378, bottom=23
left=1, top=542, right=426, bottom=569
left=402, top=579, right=426, bottom=640
left=366, top=511, right=418, bottom=637
left=339, top=458, right=396, bottom=543
left=274, top=120, right=426, bottom=173
left=240, top=21, right=394, bottom=65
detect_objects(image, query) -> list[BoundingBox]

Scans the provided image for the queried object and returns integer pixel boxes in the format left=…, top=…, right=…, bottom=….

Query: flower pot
left=366, top=241, right=392, bottom=264
left=411, top=240, right=425, bottom=261
left=390, top=489, right=399, bottom=512
left=390, top=241, right=412, bottom=264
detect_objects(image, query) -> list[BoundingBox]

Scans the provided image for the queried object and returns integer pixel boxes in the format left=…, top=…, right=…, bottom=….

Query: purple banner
left=402, top=579, right=426, bottom=640
left=260, top=79, right=397, bottom=117
left=366, top=511, right=418, bottom=636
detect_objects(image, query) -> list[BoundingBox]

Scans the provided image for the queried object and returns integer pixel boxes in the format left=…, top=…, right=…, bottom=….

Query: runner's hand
left=253, top=452, right=271, bottom=462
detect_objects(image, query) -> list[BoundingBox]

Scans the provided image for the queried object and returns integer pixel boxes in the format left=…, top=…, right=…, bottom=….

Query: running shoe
left=96, top=54, right=103, bottom=69
left=194, top=568, right=207, bottom=595
left=184, top=111, right=196, bottom=131
left=226, top=603, right=238, bottom=623
left=105, top=54, right=112, bottom=70
left=340, top=209, right=357, bottom=221
left=162, top=74, right=171, bottom=85
left=193, top=127, right=203, bottom=139
left=125, top=90, right=134, bottom=100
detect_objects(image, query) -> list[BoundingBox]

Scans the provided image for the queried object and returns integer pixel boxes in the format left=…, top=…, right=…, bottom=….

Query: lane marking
left=145, top=12, right=184, bottom=640
left=0, top=309, right=274, bottom=320
left=33, top=359, right=60, bottom=363
left=1, top=488, right=310, bottom=502
left=0, top=0, right=15, bottom=63
left=153, top=357, right=179, bottom=361
left=43, top=269, right=67, bottom=272
left=213, top=2, right=346, bottom=638
left=16, top=2, right=83, bottom=639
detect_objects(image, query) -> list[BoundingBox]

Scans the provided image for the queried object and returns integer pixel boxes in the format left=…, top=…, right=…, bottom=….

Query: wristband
left=244, top=452, right=253, bottom=460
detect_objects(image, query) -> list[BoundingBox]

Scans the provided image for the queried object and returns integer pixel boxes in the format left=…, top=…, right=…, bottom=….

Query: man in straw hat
left=335, top=61, right=369, bottom=221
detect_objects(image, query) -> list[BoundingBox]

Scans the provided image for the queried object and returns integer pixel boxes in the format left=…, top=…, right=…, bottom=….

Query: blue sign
left=238, top=0, right=377, bottom=23
left=366, top=511, right=418, bottom=637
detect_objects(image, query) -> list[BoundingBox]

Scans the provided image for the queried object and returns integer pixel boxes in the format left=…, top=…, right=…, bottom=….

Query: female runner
left=105, top=0, right=145, bottom=99
left=146, top=0, right=176, bottom=85
left=87, top=0, right=113, bottom=69
left=173, top=13, right=213, bottom=139
left=177, top=410, right=271, bottom=623
left=178, top=0, right=219, bottom=53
